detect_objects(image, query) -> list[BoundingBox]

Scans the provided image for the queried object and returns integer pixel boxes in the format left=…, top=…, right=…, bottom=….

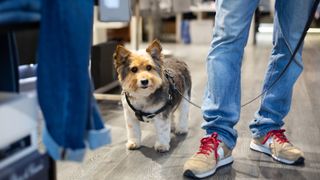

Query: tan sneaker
left=183, top=133, right=233, bottom=179
left=250, top=129, right=304, bottom=165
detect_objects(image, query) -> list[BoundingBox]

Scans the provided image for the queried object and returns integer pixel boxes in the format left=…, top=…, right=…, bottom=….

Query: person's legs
left=249, top=0, right=314, bottom=138
left=183, top=0, right=259, bottom=178
left=249, top=0, right=314, bottom=165
left=201, top=0, right=259, bottom=150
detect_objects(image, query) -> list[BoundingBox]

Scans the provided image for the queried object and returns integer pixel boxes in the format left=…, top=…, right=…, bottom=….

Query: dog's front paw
left=126, top=140, right=141, bottom=150
left=175, top=127, right=188, bottom=136
left=154, top=142, right=170, bottom=153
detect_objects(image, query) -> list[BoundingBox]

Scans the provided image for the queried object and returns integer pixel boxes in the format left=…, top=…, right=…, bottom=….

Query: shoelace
left=262, top=129, right=290, bottom=144
left=197, top=132, right=221, bottom=159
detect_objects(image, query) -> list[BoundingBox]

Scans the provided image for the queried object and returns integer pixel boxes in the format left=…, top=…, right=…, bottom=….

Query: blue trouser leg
left=201, top=0, right=260, bottom=149
left=38, top=0, right=110, bottom=161
left=249, top=0, right=314, bottom=138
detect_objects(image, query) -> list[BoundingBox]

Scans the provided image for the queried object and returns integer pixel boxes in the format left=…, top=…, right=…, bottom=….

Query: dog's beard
left=130, top=87, right=155, bottom=97
left=122, top=77, right=162, bottom=97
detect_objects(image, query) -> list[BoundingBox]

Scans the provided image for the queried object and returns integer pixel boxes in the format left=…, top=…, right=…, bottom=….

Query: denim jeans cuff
left=252, top=127, right=281, bottom=138
left=42, top=127, right=85, bottom=162
left=217, top=134, right=235, bottom=150
left=87, top=126, right=111, bottom=150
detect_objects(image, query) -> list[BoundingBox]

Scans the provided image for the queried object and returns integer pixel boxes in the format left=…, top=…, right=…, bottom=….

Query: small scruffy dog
left=113, top=40, right=192, bottom=152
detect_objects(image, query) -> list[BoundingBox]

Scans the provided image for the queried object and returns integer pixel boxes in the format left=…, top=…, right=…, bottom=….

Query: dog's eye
left=131, top=67, right=138, bottom=73
left=146, top=65, right=152, bottom=71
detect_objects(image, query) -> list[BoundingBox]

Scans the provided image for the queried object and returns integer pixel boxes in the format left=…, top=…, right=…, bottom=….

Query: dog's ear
left=113, top=45, right=131, bottom=69
left=146, top=39, right=162, bottom=60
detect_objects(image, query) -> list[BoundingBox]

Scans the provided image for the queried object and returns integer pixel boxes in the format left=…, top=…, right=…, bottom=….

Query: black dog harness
left=125, top=70, right=176, bottom=122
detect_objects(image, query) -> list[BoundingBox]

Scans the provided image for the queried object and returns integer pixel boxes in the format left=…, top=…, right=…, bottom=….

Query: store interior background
left=6, top=0, right=320, bottom=179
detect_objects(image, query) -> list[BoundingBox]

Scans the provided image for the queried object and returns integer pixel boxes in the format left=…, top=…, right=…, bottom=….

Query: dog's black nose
left=141, top=79, right=149, bottom=85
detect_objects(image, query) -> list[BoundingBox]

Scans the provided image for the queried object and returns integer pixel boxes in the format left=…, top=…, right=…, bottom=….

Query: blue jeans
left=37, top=0, right=111, bottom=161
left=201, top=0, right=314, bottom=149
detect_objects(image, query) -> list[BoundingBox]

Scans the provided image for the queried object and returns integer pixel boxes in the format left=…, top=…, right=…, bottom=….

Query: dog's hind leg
left=174, top=90, right=190, bottom=135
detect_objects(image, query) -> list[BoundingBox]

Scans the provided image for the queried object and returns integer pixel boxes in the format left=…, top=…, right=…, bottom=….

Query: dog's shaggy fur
left=114, top=40, right=192, bottom=152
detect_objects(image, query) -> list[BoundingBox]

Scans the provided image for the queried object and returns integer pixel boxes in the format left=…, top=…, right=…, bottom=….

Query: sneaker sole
left=183, top=156, right=234, bottom=179
left=250, top=141, right=304, bottom=165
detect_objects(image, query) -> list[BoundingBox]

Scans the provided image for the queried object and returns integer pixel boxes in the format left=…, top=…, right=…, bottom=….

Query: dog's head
left=113, top=40, right=164, bottom=97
